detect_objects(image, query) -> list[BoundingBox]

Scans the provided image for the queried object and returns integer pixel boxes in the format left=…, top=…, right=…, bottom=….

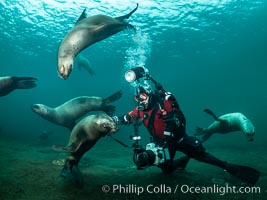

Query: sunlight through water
left=0, top=0, right=265, bottom=56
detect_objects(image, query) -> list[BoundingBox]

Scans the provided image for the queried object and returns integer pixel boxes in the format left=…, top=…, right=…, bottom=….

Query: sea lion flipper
left=15, top=77, right=37, bottom=81
left=203, top=108, right=221, bottom=121
left=101, top=90, right=123, bottom=116
left=103, top=90, right=123, bottom=104
left=15, top=77, right=38, bottom=89
left=115, top=3, right=138, bottom=21
left=75, top=8, right=87, bottom=25
left=52, top=144, right=71, bottom=152
left=60, top=161, right=83, bottom=187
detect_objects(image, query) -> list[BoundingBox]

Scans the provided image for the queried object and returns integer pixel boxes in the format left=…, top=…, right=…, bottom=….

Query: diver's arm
left=112, top=109, right=138, bottom=125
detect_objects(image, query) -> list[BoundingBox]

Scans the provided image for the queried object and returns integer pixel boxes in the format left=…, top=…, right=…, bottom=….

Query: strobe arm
left=145, top=74, right=165, bottom=92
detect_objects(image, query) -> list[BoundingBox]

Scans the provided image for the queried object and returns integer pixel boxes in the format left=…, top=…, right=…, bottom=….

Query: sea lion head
left=31, top=104, right=49, bottom=115
left=58, top=56, right=74, bottom=80
left=95, top=114, right=119, bottom=134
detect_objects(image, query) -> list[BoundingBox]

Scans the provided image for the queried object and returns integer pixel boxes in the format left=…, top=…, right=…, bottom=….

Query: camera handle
left=132, top=107, right=143, bottom=148
left=131, top=84, right=143, bottom=148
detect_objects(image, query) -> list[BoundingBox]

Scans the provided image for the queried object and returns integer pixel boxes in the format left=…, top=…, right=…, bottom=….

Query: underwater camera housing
left=133, top=143, right=170, bottom=169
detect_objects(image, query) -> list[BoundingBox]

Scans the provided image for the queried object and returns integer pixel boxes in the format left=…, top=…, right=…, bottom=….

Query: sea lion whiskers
left=58, top=62, right=73, bottom=80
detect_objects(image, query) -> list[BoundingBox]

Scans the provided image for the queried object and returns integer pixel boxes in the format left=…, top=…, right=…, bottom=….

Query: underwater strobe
left=124, top=67, right=147, bottom=83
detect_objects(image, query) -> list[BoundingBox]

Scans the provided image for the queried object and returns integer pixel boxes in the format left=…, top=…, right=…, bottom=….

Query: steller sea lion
left=31, top=90, right=122, bottom=130
left=59, top=113, right=118, bottom=186
left=0, top=76, right=37, bottom=97
left=58, top=4, right=138, bottom=79
left=195, top=109, right=255, bottom=142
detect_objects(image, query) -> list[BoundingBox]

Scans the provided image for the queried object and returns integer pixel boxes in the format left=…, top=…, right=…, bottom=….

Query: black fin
left=225, top=164, right=260, bottom=185
left=115, top=3, right=138, bottom=21
left=203, top=108, right=221, bottom=121
left=102, top=90, right=123, bottom=104
left=75, top=8, right=87, bottom=25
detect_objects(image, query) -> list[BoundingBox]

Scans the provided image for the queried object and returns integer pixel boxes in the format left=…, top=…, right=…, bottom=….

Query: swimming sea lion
left=31, top=90, right=122, bottom=130
left=195, top=109, right=255, bottom=142
left=59, top=113, right=118, bottom=186
left=77, top=55, right=95, bottom=76
left=0, top=76, right=37, bottom=97
left=58, top=4, right=138, bottom=79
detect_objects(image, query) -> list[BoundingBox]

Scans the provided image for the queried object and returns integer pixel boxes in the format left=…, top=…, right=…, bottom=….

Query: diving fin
left=225, top=163, right=260, bottom=185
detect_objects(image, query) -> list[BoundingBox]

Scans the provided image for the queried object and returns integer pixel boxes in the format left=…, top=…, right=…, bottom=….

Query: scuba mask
left=134, top=93, right=148, bottom=102
left=134, top=93, right=150, bottom=110
left=134, top=85, right=153, bottom=110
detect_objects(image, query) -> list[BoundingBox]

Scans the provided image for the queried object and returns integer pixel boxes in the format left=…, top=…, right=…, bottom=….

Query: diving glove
left=112, top=116, right=119, bottom=124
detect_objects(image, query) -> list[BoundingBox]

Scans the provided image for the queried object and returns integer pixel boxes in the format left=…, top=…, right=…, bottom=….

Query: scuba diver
left=112, top=67, right=260, bottom=185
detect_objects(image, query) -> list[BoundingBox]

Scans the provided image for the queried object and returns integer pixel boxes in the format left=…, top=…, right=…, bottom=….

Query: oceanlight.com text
left=179, top=184, right=261, bottom=195
left=101, top=184, right=261, bottom=196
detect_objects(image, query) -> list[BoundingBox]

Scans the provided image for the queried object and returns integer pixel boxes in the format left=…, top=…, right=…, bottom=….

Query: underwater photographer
left=112, top=67, right=260, bottom=185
